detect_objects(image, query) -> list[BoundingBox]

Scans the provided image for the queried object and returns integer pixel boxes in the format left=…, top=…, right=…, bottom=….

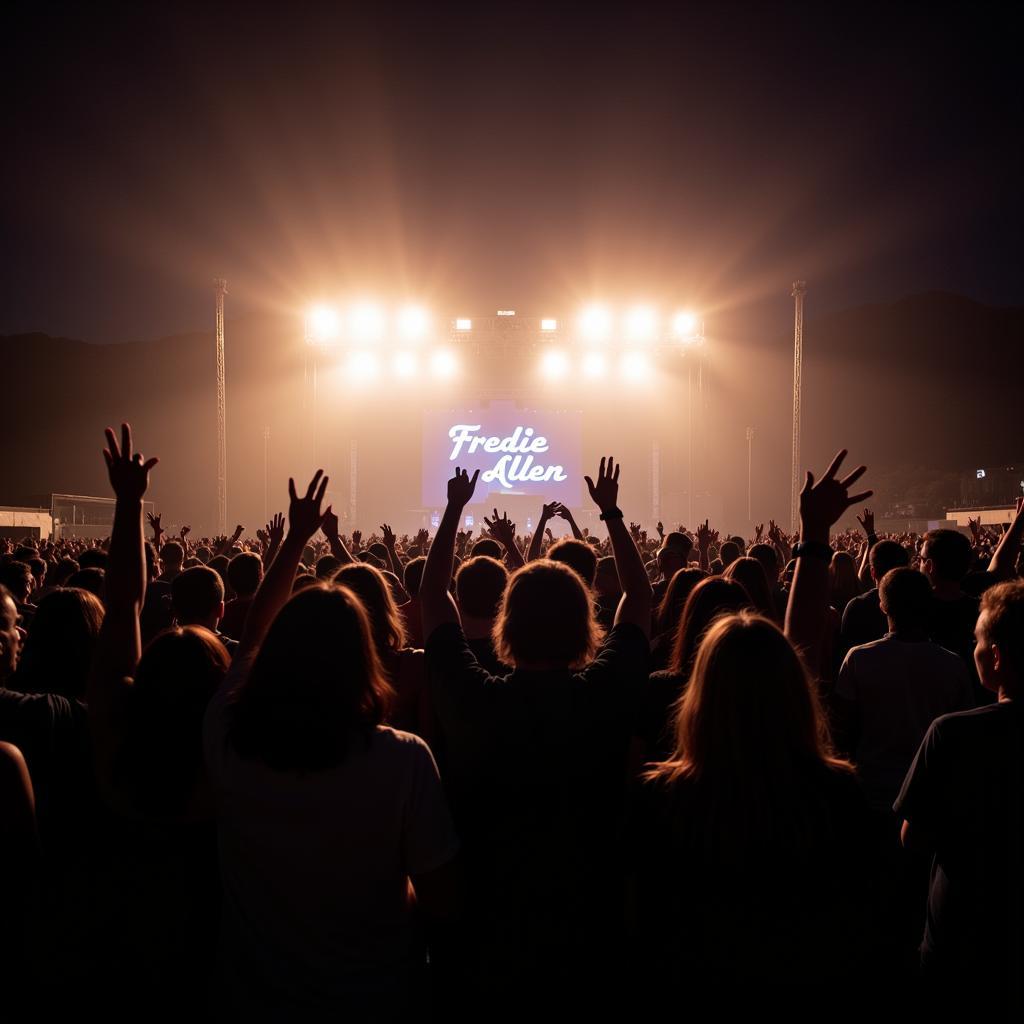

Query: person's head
left=28, top=557, right=46, bottom=590
left=657, top=532, right=693, bottom=581
left=456, top=556, right=509, bottom=623
left=368, top=542, right=389, bottom=564
left=0, top=560, right=33, bottom=603
left=828, top=551, right=861, bottom=605
left=171, top=566, right=225, bottom=629
left=333, top=562, right=407, bottom=657
left=78, top=548, right=108, bottom=571
left=669, top=576, right=749, bottom=679
left=15, top=588, right=104, bottom=699
left=49, top=557, right=80, bottom=589
left=227, top=551, right=263, bottom=598
left=722, top=557, right=776, bottom=621
left=653, top=613, right=848, bottom=846
left=227, top=583, right=393, bottom=772
left=67, top=567, right=105, bottom=597
left=655, top=567, right=705, bottom=637
left=159, top=541, right=184, bottom=574
left=748, top=542, right=780, bottom=586
left=920, top=530, right=972, bottom=586
left=869, top=539, right=910, bottom=583
left=547, top=538, right=598, bottom=588
left=195, top=545, right=212, bottom=564
left=718, top=540, right=741, bottom=569
left=594, top=555, right=622, bottom=600
left=403, top=556, right=426, bottom=598
left=493, top=560, right=603, bottom=669
left=974, top=579, right=1024, bottom=698
left=120, top=626, right=230, bottom=813
left=470, top=537, right=503, bottom=561
left=879, top=568, right=933, bottom=634
left=292, top=572, right=317, bottom=592
left=315, top=554, right=342, bottom=580
left=0, top=585, right=25, bottom=681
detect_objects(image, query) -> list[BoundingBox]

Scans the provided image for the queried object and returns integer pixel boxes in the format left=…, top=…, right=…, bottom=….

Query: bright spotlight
left=348, top=303, right=385, bottom=342
left=393, top=351, right=418, bottom=378
left=578, top=305, right=612, bottom=342
left=307, top=305, right=340, bottom=342
left=624, top=305, right=659, bottom=343
left=540, top=349, right=570, bottom=380
left=621, top=351, right=652, bottom=380
left=397, top=305, right=431, bottom=342
left=672, top=310, right=699, bottom=338
left=582, top=351, right=608, bottom=378
left=540, top=318, right=558, bottom=332
left=430, top=348, right=459, bottom=378
left=455, top=317, right=472, bottom=332
left=347, top=350, right=380, bottom=381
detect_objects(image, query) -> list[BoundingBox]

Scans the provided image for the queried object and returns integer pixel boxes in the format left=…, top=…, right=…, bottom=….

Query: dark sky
left=2, top=4, right=1021, bottom=343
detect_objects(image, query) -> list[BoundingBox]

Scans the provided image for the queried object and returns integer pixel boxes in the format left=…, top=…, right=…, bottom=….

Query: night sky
left=3, top=5, right=1021, bottom=344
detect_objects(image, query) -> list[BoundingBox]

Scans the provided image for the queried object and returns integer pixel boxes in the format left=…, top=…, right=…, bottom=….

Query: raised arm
left=214, top=524, right=243, bottom=557
left=322, top=506, right=356, bottom=566
left=585, top=457, right=653, bottom=637
left=234, top=471, right=329, bottom=665
left=785, top=449, right=871, bottom=675
left=988, top=497, right=1024, bottom=579
left=263, top=512, right=285, bottom=566
left=695, top=520, right=713, bottom=572
left=483, top=508, right=526, bottom=571
left=855, top=508, right=877, bottom=586
left=527, top=501, right=557, bottom=561
left=379, top=523, right=404, bottom=577
left=421, top=468, right=479, bottom=641
left=554, top=502, right=584, bottom=541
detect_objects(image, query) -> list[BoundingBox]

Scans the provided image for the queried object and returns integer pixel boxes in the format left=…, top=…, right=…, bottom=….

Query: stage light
left=307, top=305, right=340, bottom=343
left=672, top=310, right=699, bottom=339
left=455, top=318, right=472, bottom=331
left=540, top=349, right=570, bottom=380
left=347, top=350, right=380, bottom=380
left=348, top=303, right=385, bottom=342
left=624, top=305, right=659, bottom=343
left=621, top=351, right=652, bottom=380
left=430, top=348, right=459, bottom=378
left=397, top=305, right=431, bottom=342
left=540, top=318, right=558, bottom=332
left=582, top=351, right=608, bottom=378
left=578, top=305, right=612, bottom=342
left=393, top=351, right=418, bottom=378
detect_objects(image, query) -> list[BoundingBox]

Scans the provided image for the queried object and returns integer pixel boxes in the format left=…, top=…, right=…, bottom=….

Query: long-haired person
left=630, top=612, right=878, bottom=1007
left=203, top=470, right=458, bottom=1018
left=420, top=457, right=652, bottom=1013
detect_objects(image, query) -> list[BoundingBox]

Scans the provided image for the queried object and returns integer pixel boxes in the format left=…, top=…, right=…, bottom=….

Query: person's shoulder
left=372, top=725, right=440, bottom=766
left=846, top=635, right=891, bottom=658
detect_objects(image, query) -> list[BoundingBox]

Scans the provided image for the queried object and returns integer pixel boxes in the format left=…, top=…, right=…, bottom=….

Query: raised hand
left=287, top=469, right=329, bottom=542
left=656, top=521, right=665, bottom=539
left=415, top=528, right=430, bottom=547
left=855, top=508, right=875, bottom=537
left=380, top=523, right=396, bottom=548
left=584, top=455, right=620, bottom=515
left=181, top=525, right=192, bottom=539
left=696, top=519, right=714, bottom=549
left=448, top=467, right=480, bottom=508
left=350, top=528, right=362, bottom=551
left=321, top=506, right=340, bottom=539
left=755, top=523, right=764, bottom=541
left=545, top=527, right=554, bottom=541
left=799, top=450, right=872, bottom=541
left=231, top=524, right=243, bottom=540
left=541, top=501, right=559, bottom=520
left=967, top=516, right=981, bottom=539
left=146, top=512, right=164, bottom=538
left=484, top=508, right=517, bottom=548
left=629, top=521, right=642, bottom=541
left=103, top=423, right=159, bottom=501
left=266, top=512, right=285, bottom=545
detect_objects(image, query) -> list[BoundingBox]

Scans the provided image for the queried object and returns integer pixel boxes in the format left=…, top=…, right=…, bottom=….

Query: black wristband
left=792, top=540, right=834, bottom=562
left=599, top=507, right=624, bottom=522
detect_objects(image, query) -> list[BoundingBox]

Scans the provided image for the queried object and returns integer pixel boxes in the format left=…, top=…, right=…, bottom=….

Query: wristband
left=599, top=507, right=625, bottom=522
left=792, top=541, right=834, bottom=562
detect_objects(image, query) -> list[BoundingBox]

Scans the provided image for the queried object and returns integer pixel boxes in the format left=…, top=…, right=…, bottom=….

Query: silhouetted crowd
left=1, top=425, right=1021, bottom=1018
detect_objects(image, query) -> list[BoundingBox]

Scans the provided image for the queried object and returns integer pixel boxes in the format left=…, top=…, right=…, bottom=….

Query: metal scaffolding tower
left=214, top=278, right=228, bottom=534
left=790, top=280, right=806, bottom=533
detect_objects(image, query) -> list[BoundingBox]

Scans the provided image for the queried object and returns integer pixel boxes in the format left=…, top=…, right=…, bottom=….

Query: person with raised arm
left=203, top=469, right=459, bottom=1018
left=482, top=507, right=526, bottom=570
left=421, top=456, right=652, bottom=1015
left=785, top=449, right=872, bottom=680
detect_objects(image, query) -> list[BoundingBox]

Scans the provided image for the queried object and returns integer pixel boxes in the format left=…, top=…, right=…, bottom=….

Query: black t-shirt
left=628, top=761, right=880, bottom=1004
left=840, top=587, right=887, bottom=656
left=425, top=620, right=650, bottom=977
left=894, top=700, right=1024, bottom=995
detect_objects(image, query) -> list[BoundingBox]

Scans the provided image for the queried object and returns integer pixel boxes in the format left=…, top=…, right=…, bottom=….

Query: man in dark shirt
left=895, top=579, right=1024, bottom=1012
left=840, top=539, right=909, bottom=656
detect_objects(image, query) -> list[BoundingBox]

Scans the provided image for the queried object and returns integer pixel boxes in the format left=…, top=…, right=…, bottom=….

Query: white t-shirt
left=203, top=656, right=459, bottom=1011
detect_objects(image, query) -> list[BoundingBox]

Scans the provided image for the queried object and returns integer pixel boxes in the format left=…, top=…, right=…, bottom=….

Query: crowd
left=1, top=423, right=1022, bottom=1017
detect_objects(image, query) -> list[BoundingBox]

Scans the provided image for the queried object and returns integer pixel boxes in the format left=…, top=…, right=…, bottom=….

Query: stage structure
left=214, top=278, right=228, bottom=535
left=790, top=281, right=807, bottom=533
left=299, top=307, right=712, bottom=532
